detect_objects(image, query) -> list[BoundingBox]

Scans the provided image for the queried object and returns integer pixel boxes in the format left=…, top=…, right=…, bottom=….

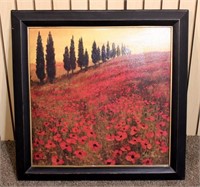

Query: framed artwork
left=11, top=10, right=188, bottom=180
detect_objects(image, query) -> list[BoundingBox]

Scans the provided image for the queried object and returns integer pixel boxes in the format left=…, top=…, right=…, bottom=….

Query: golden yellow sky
left=28, top=26, right=172, bottom=64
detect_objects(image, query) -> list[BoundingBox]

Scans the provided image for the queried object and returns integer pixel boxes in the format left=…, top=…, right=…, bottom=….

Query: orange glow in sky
left=28, top=26, right=172, bottom=64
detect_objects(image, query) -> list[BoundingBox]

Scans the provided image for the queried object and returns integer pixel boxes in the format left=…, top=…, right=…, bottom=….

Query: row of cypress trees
left=63, top=37, right=89, bottom=75
left=35, top=31, right=130, bottom=83
left=63, top=38, right=130, bottom=74
left=91, top=41, right=129, bottom=65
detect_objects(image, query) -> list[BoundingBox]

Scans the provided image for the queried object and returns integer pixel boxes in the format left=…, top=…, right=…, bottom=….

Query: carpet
left=0, top=136, right=199, bottom=187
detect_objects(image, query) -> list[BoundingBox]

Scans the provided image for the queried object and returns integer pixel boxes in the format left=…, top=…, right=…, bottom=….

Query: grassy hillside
left=31, top=52, right=171, bottom=166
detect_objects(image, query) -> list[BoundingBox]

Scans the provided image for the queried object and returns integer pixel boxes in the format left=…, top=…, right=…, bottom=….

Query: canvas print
left=29, top=26, right=172, bottom=166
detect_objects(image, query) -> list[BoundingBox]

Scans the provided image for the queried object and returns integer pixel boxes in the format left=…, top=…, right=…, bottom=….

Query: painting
left=29, top=26, right=172, bottom=167
left=12, top=10, right=188, bottom=180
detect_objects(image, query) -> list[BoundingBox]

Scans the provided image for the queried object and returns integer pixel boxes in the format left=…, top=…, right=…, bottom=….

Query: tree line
left=36, top=31, right=131, bottom=84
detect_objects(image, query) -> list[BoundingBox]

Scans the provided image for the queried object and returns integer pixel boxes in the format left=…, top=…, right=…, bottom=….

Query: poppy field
left=31, top=51, right=171, bottom=166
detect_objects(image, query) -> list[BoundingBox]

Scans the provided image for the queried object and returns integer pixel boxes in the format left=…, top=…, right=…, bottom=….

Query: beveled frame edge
left=11, top=10, right=188, bottom=180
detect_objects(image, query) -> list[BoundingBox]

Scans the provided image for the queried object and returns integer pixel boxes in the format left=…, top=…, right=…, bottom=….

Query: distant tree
left=70, top=36, right=76, bottom=73
left=101, top=44, right=106, bottom=62
left=121, top=44, right=124, bottom=56
left=46, top=32, right=56, bottom=83
left=63, top=46, right=71, bottom=75
left=83, top=49, right=89, bottom=69
left=126, top=47, right=132, bottom=55
left=117, top=45, right=121, bottom=57
left=111, top=42, right=116, bottom=58
left=91, top=41, right=98, bottom=65
left=97, top=47, right=101, bottom=62
left=77, top=37, right=84, bottom=70
left=121, top=44, right=131, bottom=55
left=106, top=41, right=110, bottom=60
left=36, top=31, right=45, bottom=83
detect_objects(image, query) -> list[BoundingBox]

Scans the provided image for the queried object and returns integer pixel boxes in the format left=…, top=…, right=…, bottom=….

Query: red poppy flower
left=146, top=132, right=154, bottom=138
left=129, top=137, right=138, bottom=145
left=162, top=114, right=169, bottom=121
left=86, top=130, right=96, bottom=138
left=62, top=121, right=69, bottom=126
left=162, top=130, right=168, bottom=136
left=125, top=151, right=140, bottom=164
left=135, top=118, right=141, bottom=124
left=53, top=134, right=62, bottom=142
left=126, top=117, right=132, bottom=123
left=43, top=122, right=50, bottom=127
left=139, top=123, right=148, bottom=130
left=120, top=125, right=130, bottom=131
left=135, top=136, right=142, bottom=143
left=83, top=126, right=91, bottom=132
left=80, top=117, right=87, bottom=124
left=145, top=116, right=155, bottom=122
left=33, top=138, right=44, bottom=147
left=69, top=134, right=78, bottom=140
left=49, top=127, right=58, bottom=133
left=59, top=141, right=72, bottom=152
left=155, top=130, right=161, bottom=137
left=33, top=152, right=44, bottom=160
left=160, top=144, right=169, bottom=153
left=120, top=145, right=131, bottom=152
left=37, top=130, right=45, bottom=136
left=156, top=122, right=166, bottom=129
left=104, top=159, right=116, bottom=165
left=114, top=123, right=123, bottom=130
left=78, top=136, right=88, bottom=144
left=130, top=126, right=138, bottom=135
left=112, top=150, right=122, bottom=158
left=45, top=140, right=56, bottom=149
left=66, top=138, right=76, bottom=144
left=164, top=102, right=169, bottom=107
left=140, top=139, right=152, bottom=150
left=74, top=150, right=87, bottom=159
left=106, top=125, right=112, bottom=130
left=155, top=129, right=168, bottom=137
left=88, top=141, right=102, bottom=152
left=51, top=155, right=64, bottom=165
left=142, top=158, right=153, bottom=165
left=56, top=122, right=63, bottom=127
left=60, top=127, right=68, bottom=134
left=72, top=126, right=80, bottom=133
left=115, top=131, right=127, bottom=141
left=106, top=134, right=115, bottom=141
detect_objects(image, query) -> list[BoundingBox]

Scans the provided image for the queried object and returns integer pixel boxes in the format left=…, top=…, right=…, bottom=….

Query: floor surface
left=0, top=136, right=199, bottom=187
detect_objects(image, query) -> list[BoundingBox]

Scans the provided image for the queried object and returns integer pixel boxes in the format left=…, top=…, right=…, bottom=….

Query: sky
left=28, top=26, right=172, bottom=64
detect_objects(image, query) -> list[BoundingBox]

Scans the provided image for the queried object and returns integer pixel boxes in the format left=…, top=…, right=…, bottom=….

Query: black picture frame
left=11, top=10, right=188, bottom=180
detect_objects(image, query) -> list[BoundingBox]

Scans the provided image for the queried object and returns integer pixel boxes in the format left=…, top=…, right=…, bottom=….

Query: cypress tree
left=83, top=49, right=89, bottom=69
left=36, top=31, right=45, bottom=83
left=46, top=32, right=56, bottom=83
left=101, top=44, right=106, bottom=62
left=63, top=46, right=71, bottom=75
left=121, top=44, right=125, bottom=56
left=91, top=41, right=98, bottom=65
left=106, top=41, right=110, bottom=60
left=97, top=47, right=101, bottom=62
left=77, top=37, right=84, bottom=70
left=117, top=45, right=121, bottom=56
left=70, top=36, right=76, bottom=73
left=111, top=42, right=116, bottom=58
